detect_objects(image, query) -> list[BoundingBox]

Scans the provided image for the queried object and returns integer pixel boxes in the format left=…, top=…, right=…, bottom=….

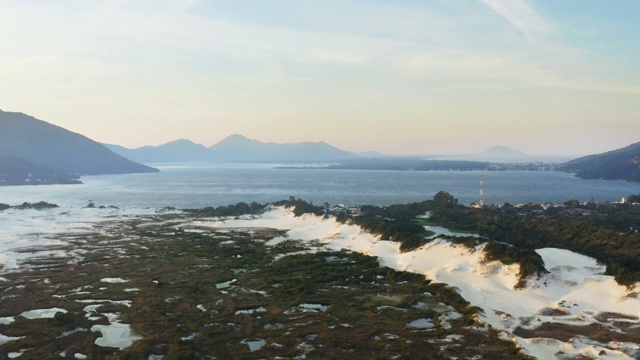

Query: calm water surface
left=1, top=164, right=638, bottom=208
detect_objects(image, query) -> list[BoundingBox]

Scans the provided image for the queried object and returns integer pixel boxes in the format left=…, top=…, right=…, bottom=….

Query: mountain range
left=104, top=134, right=355, bottom=164
left=0, top=110, right=157, bottom=185
left=2, top=108, right=639, bottom=185
left=111, top=136, right=640, bottom=182
left=106, top=135, right=545, bottom=164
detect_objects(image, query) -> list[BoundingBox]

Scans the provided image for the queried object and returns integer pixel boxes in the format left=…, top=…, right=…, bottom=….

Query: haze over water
left=1, top=164, right=638, bottom=209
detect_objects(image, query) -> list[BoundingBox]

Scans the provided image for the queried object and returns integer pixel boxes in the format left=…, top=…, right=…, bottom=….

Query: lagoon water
left=1, top=163, right=638, bottom=208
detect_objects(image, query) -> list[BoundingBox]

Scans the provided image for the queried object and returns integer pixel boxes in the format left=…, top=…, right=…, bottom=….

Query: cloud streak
left=478, top=0, right=549, bottom=41
left=0, top=0, right=637, bottom=155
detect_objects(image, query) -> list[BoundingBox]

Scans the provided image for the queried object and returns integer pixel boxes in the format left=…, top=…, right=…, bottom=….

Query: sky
left=1, top=0, right=639, bottom=156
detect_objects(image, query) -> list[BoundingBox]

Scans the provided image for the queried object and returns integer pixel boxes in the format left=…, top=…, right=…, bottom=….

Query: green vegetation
left=0, top=213, right=530, bottom=359
left=421, top=229, right=437, bottom=238
left=447, top=228, right=479, bottom=234
left=350, top=191, right=640, bottom=286
left=427, top=196, right=640, bottom=286
left=343, top=192, right=458, bottom=252
left=13, top=201, right=60, bottom=210
left=272, top=196, right=325, bottom=216
left=280, top=191, right=640, bottom=287
left=186, top=192, right=639, bottom=287
left=184, top=201, right=268, bottom=217
left=416, top=219, right=437, bottom=226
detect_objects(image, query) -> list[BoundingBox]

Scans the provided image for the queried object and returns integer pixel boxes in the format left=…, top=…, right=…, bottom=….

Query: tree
left=564, top=199, right=580, bottom=208
left=433, top=191, right=458, bottom=208
left=627, top=194, right=640, bottom=203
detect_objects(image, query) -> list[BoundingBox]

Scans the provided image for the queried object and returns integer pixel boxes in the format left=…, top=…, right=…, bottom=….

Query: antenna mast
left=479, top=179, right=484, bottom=207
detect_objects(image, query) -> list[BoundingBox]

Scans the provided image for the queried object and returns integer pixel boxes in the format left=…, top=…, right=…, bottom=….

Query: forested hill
left=0, top=156, right=81, bottom=185
left=557, top=142, right=640, bottom=182
left=0, top=110, right=158, bottom=176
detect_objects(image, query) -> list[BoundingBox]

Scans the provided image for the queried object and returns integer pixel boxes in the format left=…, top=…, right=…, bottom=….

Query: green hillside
left=558, top=142, right=640, bottom=182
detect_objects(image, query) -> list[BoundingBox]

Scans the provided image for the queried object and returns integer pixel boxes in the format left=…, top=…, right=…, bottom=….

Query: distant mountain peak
left=226, top=134, right=250, bottom=140
left=158, top=139, right=207, bottom=150
left=212, top=134, right=262, bottom=148
left=166, top=138, right=199, bottom=145
left=224, top=134, right=258, bottom=142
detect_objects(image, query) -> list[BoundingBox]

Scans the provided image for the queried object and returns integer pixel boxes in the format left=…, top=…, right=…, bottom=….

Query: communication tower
left=479, top=179, right=484, bottom=207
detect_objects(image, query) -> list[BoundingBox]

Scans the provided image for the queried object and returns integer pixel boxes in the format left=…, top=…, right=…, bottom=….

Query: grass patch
left=421, top=230, right=437, bottom=238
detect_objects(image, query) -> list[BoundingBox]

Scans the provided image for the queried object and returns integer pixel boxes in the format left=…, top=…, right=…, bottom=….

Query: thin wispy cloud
left=478, top=0, right=549, bottom=41
left=0, top=0, right=637, bottom=155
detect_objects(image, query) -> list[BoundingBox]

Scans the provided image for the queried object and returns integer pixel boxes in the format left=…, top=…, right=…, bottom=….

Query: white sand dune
left=2, top=205, right=639, bottom=358
left=203, top=207, right=640, bottom=359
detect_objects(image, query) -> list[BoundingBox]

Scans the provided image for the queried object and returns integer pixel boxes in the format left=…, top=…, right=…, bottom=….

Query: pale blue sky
left=1, top=0, right=638, bottom=155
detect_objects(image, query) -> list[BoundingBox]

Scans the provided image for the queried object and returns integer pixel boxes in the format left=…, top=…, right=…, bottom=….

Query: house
left=329, top=205, right=347, bottom=215
left=560, top=208, right=595, bottom=216
left=348, top=206, right=362, bottom=217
